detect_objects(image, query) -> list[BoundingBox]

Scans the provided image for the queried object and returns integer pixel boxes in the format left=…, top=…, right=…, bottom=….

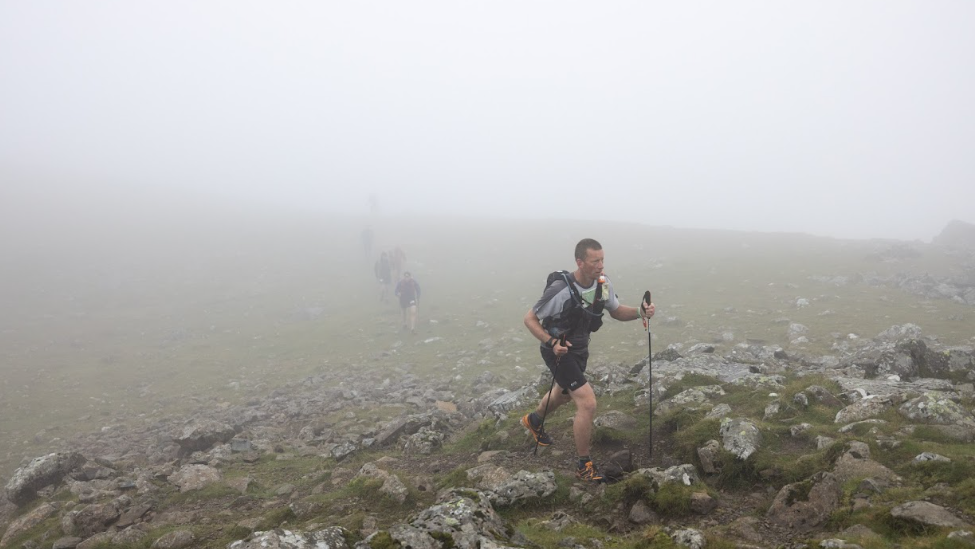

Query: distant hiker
left=390, top=245, right=406, bottom=281
left=520, top=238, right=655, bottom=482
left=395, top=271, right=421, bottom=333
left=374, top=251, right=392, bottom=302
left=361, top=226, right=374, bottom=259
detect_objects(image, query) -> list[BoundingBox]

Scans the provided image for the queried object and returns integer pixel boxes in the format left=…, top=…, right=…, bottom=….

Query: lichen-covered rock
left=834, top=396, right=891, bottom=424
left=636, top=464, right=701, bottom=486
left=720, top=418, right=761, bottom=460
left=487, top=470, right=556, bottom=507
left=405, top=489, right=510, bottom=549
left=655, top=386, right=726, bottom=416
left=671, top=528, right=706, bottom=549
left=229, top=527, right=350, bottom=548
left=4, top=452, right=86, bottom=506
left=898, top=393, right=975, bottom=427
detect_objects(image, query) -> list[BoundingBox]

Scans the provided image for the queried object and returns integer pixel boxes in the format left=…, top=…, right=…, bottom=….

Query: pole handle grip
left=643, top=291, right=652, bottom=306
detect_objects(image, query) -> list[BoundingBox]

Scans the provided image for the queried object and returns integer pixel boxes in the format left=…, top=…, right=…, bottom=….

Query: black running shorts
left=540, top=346, right=589, bottom=392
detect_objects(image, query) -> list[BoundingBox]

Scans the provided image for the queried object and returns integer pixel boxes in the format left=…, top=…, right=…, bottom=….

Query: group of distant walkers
left=362, top=226, right=421, bottom=334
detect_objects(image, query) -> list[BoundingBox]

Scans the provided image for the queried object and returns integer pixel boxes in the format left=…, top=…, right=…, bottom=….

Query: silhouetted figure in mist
left=390, top=245, right=406, bottom=281
left=395, top=271, right=421, bottom=334
left=374, top=251, right=392, bottom=303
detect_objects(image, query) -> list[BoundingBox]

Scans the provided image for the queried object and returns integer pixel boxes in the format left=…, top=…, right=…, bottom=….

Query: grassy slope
left=0, top=212, right=972, bottom=483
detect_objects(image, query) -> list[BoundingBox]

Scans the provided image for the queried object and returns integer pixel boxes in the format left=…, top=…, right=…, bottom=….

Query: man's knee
left=571, top=388, right=597, bottom=415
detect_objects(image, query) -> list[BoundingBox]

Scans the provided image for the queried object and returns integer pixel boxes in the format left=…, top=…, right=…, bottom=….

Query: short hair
left=575, top=238, right=602, bottom=261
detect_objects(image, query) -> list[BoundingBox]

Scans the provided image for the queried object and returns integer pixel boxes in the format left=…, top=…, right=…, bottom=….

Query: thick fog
left=1, top=1, right=973, bottom=241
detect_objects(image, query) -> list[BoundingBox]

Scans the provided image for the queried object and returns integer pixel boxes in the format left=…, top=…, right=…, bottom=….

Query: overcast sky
left=1, top=1, right=973, bottom=241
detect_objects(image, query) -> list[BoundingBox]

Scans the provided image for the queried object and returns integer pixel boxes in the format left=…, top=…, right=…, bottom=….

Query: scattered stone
left=913, top=452, right=950, bottom=463
left=890, top=501, right=969, bottom=528
left=628, top=500, right=658, bottom=524
left=150, top=530, right=195, bottom=549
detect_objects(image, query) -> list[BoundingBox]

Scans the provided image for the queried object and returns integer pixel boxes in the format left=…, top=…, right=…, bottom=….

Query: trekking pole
left=642, top=291, right=653, bottom=461
left=534, top=334, right=565, bottom=456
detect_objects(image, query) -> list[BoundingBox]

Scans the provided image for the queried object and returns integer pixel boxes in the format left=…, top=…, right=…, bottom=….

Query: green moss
left=660, top=373, right=724, bottom=400
left=429, top=531, right=456, bottom=548
left=650, top=482, right=695, bottom=517
left=369, top=531, right=400, bottom=549
left=255, top=506, right=297, bottom=531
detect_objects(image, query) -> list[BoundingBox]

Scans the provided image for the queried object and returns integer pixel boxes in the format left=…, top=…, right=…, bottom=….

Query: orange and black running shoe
left=576, top=461, right=605, bottom=483
left=521, top=413, right=553, bottom=446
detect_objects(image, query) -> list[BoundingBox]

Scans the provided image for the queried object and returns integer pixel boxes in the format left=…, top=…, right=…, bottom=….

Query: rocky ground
left=1, top=322, right=973, bottom=549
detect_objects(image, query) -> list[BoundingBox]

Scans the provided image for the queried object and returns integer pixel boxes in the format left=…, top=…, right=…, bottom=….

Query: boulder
left=4, top=452, right=86, bottom=506
left=487, top=470, right=556, bottom=507
left=765, top=472, right=841, bottom=532
left=898, top=393, right=975, bottom=427
left=890, top=501, right=969, bottom=528
left=174, top=420, right=236, bottom=454
left=228, top=527, right=350, bottom=549
left=834, top=396, right=891, bottom=424
left=720, top=418, right=761, bottom=460
left=168, top=464, right=221, bottom=493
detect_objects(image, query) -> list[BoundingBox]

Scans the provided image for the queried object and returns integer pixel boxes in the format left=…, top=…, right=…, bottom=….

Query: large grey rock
left=834, top=396, right=891, bottom=424
left=636, top=464, right=701, bottom=486
left=898, top=393, right=975, bottom=427
left=405, top=489, right=510, bottom=549
left=487, top=470, right=556, bottom=507
left=174, top=420, right=236, bottom=454
left=720, top=418, right=761, bottom=460
left=697, top=440, right=722, bottom=474
left=628, top=500, right=658, bottom=524
left=655, top=386, right=726, bottom=416
left=671, top=528, right=706, bottom=549
left=765, top=472, right=842, bottom=532
left=876, top=323, right=922, bottom=342
left=890, top=501, right=969, bottom=528
left=486, top=385, right=538, bottom=416
left=228, top=527, right=350, bottom=548
left=61, top=502, right=121, bottom=538
left=593, top=410, right=639, bottom=431
left=168, top=464, right=221, bottom=493
left=4, top=452, right=86, bottom=506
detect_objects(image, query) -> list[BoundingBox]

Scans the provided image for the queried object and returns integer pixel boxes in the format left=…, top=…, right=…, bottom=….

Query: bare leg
left=535, top=383, right=572, bottom=419
left=568, top=383, right=597, bottom=457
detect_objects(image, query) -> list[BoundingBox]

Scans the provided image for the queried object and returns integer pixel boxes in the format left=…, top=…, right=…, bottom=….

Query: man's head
left=574, top=238, right=604, bottom=283
left=403, top=271, right=411, bottom=279
left=574, top=238, right=602, bottom=261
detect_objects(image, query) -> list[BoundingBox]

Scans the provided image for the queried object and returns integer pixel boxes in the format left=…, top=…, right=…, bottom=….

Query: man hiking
left=394, top=271, right=421, bottom=333
left=521, top=238, right=655, bottom=482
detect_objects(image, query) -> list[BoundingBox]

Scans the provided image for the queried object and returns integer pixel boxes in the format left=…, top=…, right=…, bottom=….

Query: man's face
left=577, top=248, right=604, bottom=280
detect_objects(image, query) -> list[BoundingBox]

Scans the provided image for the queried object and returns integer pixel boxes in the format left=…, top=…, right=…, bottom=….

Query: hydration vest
left=540, top=270, right=605, bottom=339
